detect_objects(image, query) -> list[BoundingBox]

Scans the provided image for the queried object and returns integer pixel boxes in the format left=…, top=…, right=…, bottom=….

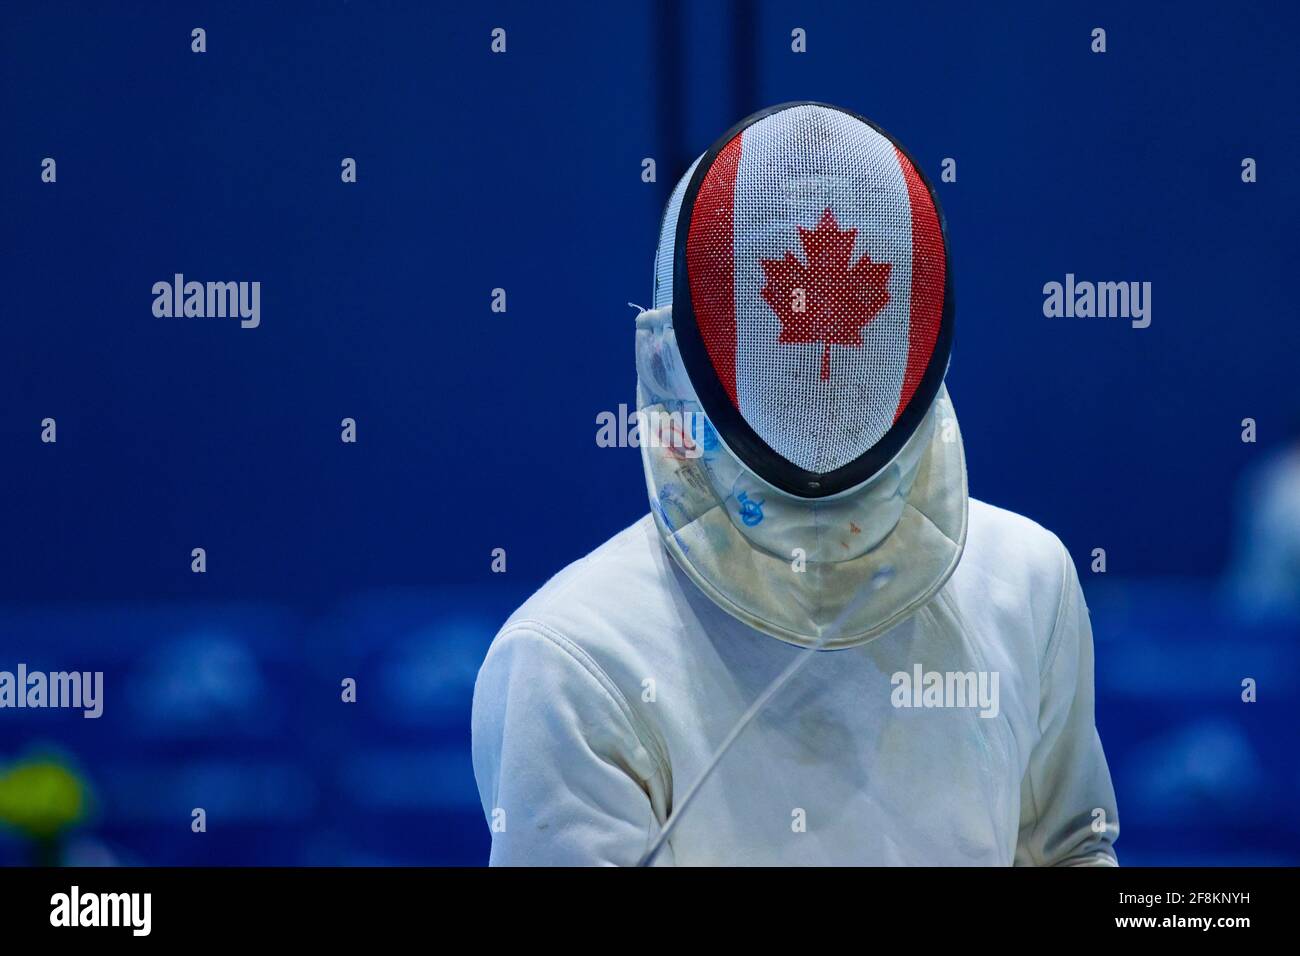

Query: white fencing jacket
left=472, top=501, right=1119, bottom=865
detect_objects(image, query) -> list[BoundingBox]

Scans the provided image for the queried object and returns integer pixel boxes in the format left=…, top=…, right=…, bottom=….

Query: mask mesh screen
left=678, top=105, right=946, bottom=474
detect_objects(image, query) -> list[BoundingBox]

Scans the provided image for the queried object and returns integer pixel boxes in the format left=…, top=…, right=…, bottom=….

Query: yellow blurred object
left=0, top=757, right=88, bottom=840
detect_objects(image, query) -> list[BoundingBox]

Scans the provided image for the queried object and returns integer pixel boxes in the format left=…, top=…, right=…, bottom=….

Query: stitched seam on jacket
left=1039, top=542, right=1074, bottom=690
left=1022, top=541, right=1074, bottom=866
left=496, top=620, right=672, bottom=788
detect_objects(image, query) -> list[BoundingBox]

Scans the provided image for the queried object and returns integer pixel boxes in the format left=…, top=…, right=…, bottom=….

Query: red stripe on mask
left=894, top=145, right=945, bottom=422
left=687, top=132, right=744, bottom=408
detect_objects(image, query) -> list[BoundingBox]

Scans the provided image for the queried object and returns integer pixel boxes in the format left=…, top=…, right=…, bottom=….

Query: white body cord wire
left=636, top=589, right=873, bottom=866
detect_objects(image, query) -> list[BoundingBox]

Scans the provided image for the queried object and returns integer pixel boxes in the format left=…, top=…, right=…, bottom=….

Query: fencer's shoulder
left=959, top=498, right=1074, bottom=594
left=947, top=499, right=1080, bottom=659
left=495, top=514, right=666, bottom=643
left=479, top=514, right=676, bottom=716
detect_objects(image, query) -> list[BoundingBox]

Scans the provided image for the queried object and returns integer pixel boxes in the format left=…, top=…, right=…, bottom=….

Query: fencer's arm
left=1014, top=547, right=1120, bottom=866
left=471, top=625, right=673, bottom=866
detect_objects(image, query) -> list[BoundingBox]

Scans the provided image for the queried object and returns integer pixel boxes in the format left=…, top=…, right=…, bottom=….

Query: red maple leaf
left=760, top=208, right=892, bottom=380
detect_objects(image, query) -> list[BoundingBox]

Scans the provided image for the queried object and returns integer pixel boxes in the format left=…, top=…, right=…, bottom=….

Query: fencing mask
left=636, top=102, right=967, bottom=649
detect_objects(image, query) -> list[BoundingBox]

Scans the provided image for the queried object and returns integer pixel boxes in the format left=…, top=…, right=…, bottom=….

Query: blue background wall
left=1, top=1, right=1296, bottom=865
